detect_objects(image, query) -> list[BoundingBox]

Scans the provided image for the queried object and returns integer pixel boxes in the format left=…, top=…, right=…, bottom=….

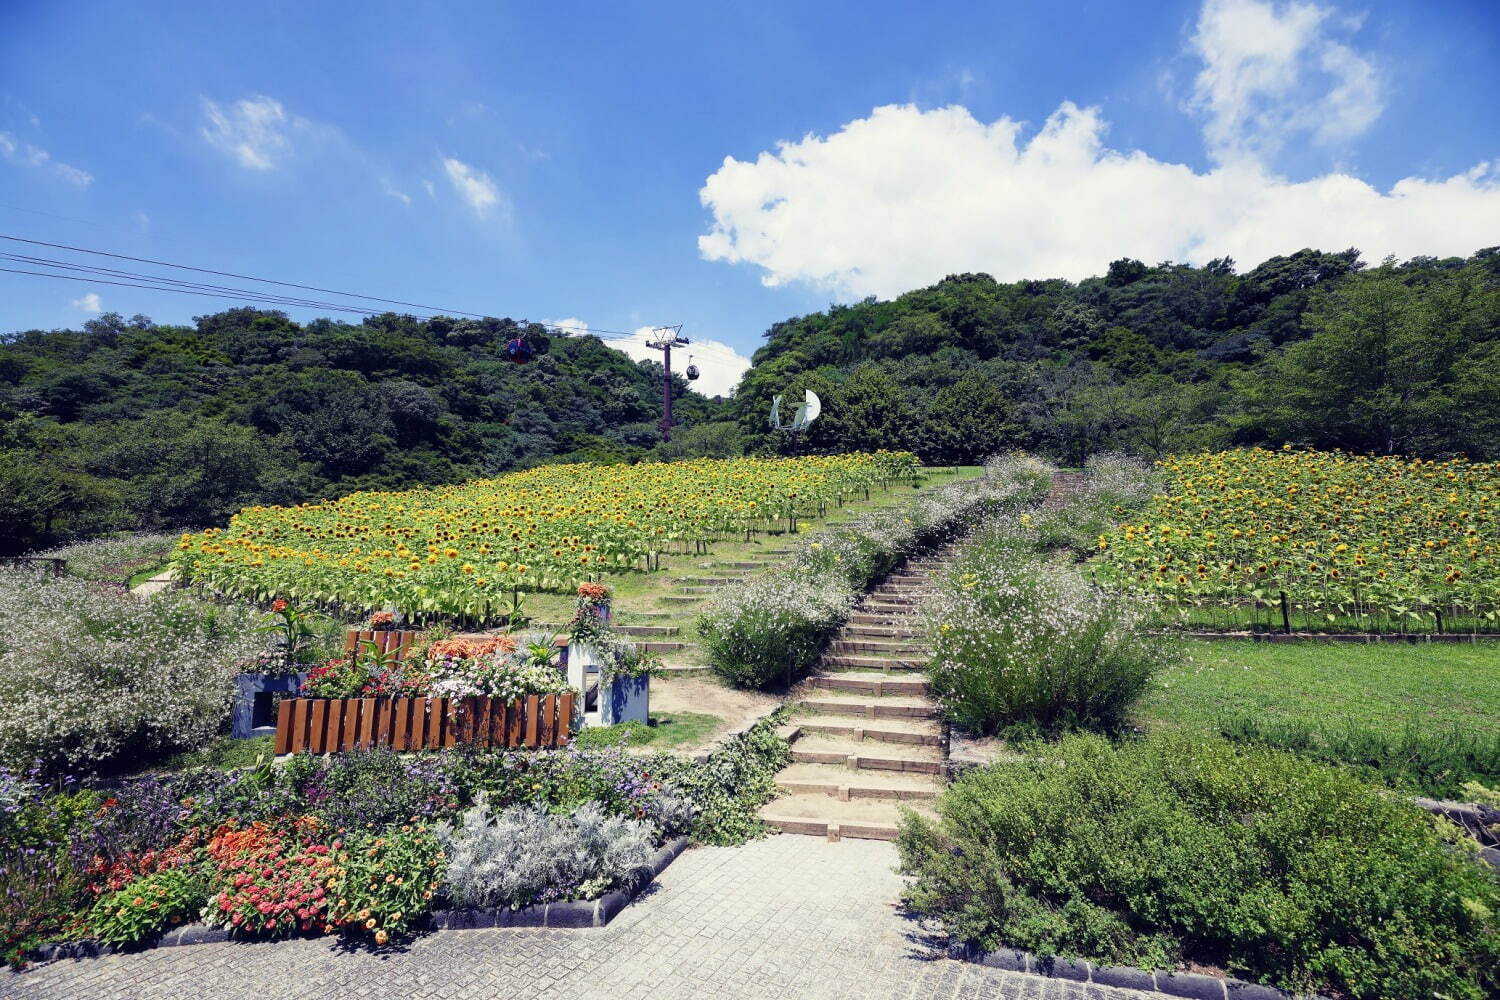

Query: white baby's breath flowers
left=0, top=568, right=262, bottom=772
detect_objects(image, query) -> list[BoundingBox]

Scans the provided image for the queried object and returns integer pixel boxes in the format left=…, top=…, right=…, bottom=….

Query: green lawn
left=570, top=711, right=721, bottom=750
left=1138, top=640, right=1500, bottom=734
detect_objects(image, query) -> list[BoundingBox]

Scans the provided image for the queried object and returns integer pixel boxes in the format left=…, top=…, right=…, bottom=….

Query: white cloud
left=71, top=293, right=101, bottom=314
left=697, top=0, right=1499, bottom=299
left=698, top=102, right=1500, bottom=297
left=0, top=131, right=92, bottom=186
left=442, top=157, right=509, bottom=219
left=382, top=178, right=412, bottom=205
left=200, top=96, right=295, bottom=170
left=1189, top=0, right=1381, bottom=164
left=549, top=318, right=750, bottom=398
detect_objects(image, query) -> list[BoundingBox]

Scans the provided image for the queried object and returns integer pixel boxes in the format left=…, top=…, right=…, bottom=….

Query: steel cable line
left=1, top=234, right=753, bottom=364
left=0, top=233, right=657, bottom=338
left=1, top=253, right=389, bottom=314
left=5, top=254, right=752, bottom=363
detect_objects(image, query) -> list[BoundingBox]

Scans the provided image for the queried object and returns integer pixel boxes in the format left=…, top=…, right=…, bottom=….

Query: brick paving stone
left=2, top=836, right=1152, bottom=1000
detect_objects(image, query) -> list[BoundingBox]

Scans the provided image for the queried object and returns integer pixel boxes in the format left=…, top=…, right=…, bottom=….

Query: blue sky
left=2, top=0, right=1497, bottom=395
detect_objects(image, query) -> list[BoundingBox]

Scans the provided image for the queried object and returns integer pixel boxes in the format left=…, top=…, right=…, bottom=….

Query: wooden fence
left=274, top=693, right=575, bottom=754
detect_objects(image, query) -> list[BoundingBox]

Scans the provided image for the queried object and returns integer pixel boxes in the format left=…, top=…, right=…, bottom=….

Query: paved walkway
left=6, top=836, right=1146, bottom=1000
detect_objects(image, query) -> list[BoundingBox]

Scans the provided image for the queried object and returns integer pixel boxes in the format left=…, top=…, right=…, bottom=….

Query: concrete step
left=774, top=762, right=942, bottom=801
left=857, top=601, right=918, bottom=615
left=798, top=695, right=938, bottom=720
left=614, top=624, right=681, bottom=637
left=841, top=624, right=922, bottom=639
left=759, top=794, right=935, bottom=842
left=847, top=614, right=920, bottom=629
left=789, top=734, right=944, bottom=775
left=809, top=673, right=930, bottom=697
left=717, top=562, right=762, bottom=570
left=636, top=641, right=686, bottom=653
left=818, top=655, right=926, bottom=672
left=676, top=577, right=734, bottom=586
left=828, top=639, right=926, bottom=656
left=619, top=611, right=673, bottom=620
left=795, top=714, right=941, bottom=747
left=660, top=595, right=703, bottom=605
left=678, top=586, right=722, bottom=594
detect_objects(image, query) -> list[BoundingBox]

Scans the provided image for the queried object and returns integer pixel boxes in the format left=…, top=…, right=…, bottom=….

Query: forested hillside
left=5, top=246, right=1497, bottom=552
left=0, top=310, right=728, bottom=550
left=729, top=248, right=1500, bottom=464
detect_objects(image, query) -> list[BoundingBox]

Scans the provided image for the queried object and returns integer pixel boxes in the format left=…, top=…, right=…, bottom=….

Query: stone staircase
left=760, top=546, right=959, bottom=842
left=1044, top=470, right=1086, bottom=509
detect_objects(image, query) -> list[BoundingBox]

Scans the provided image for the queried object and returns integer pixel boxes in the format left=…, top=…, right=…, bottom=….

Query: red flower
left=271, top=599, right=288, bottom=612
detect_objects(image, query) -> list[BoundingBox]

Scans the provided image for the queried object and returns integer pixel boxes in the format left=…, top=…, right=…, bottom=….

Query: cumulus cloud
left=1189, top=0, right=1381, bottom=163
left=549, top=318, right=750, bottom=398
left=697, top=0, right=1498, bottom=298
left=200, top=96, right=302, bottom=170
left=0, top=131, right=92, bottom=186
left=71, top=292, right=101, bottom=314
left=442, top=157, right=508, bottom=219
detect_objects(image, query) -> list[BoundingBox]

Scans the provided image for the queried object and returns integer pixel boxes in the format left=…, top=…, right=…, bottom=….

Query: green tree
left=923, top=369, right=1024, bottom=464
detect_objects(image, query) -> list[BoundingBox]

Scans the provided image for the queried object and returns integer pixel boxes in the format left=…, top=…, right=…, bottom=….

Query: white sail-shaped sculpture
left=770, top=389, right=822, bottom=431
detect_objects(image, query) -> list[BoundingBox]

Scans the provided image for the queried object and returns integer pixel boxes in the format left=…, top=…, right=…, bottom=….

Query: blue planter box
left=232, top=672, right=307, bottom=739
left=600, top=674, right=649, bottom=726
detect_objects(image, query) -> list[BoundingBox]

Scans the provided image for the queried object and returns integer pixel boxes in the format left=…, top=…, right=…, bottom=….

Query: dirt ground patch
left=649, top=675, right=780, bottom=754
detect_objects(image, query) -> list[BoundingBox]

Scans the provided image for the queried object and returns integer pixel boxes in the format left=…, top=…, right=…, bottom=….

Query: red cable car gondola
left=504, top=335, right=535, bottom=364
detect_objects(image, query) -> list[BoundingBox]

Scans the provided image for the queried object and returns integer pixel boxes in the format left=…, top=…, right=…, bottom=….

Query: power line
left=0, top=266, right=380, bottom=315
left=0, top=233, right=757, bottom=369
left=0, top=233, right=657, bottom=338
left=1, top=253, right=393, bottom=315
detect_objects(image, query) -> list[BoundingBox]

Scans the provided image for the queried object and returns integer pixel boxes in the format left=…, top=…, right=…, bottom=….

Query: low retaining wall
left=949, top=941, right=1329, bottom=1000
left=31, top=837, right=689, bottom=963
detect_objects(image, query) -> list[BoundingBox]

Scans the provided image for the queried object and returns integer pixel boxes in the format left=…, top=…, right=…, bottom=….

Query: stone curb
left=30, top=836, right=690, bottom=963
left=949, top=942, right=1331, bottom=1000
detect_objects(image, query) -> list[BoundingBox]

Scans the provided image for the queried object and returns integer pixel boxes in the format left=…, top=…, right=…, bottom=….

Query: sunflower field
left=173, top=452, right=919, bottom=619
left=1092, top=448, right=1500, bottom=633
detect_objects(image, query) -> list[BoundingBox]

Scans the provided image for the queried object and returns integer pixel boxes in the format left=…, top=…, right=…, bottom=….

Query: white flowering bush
left=39, top=532, right=179, bottom=584
left=0, top=568, right=263, bottom=774
left=1036, top=452, right=1162, bottom=554
left=927, top=522, right=1174, bottom=734
left=700, top=459, right=1053, bottom=690
left=437, top=799, right=656, bottom=909
left=698, top=574, right=856, bottom=689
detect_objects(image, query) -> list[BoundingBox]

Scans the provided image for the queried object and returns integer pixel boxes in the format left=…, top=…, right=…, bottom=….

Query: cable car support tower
left=645, top=325, right=688, bottom=442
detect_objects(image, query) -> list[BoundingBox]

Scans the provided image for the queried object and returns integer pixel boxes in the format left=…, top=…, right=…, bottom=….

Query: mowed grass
left=1138, top=639, right=1500, bottom=734
left=569, top=712, right=721, bottom=751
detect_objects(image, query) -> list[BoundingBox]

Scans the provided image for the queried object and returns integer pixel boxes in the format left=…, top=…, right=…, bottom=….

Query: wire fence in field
left=1114, top=588, right=1500, bottom=635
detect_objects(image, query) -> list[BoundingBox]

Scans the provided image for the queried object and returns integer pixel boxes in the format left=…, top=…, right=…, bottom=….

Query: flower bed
left=2, top=715, right=792, bottom=967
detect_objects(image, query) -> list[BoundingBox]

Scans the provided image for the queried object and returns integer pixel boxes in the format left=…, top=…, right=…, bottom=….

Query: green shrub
left=0, top=568, right=263, bottom=775
left=897, top=732, right=1500, bottom=1000
left=655, top=713, right=791, bottom=845
left=1217, top=715, right=1500, bottom=800
left=927, top=525, right=1172, bottom=735
left=87, top=868, right=203, bottom=945
left=697, top=574, right=853, bottom=689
